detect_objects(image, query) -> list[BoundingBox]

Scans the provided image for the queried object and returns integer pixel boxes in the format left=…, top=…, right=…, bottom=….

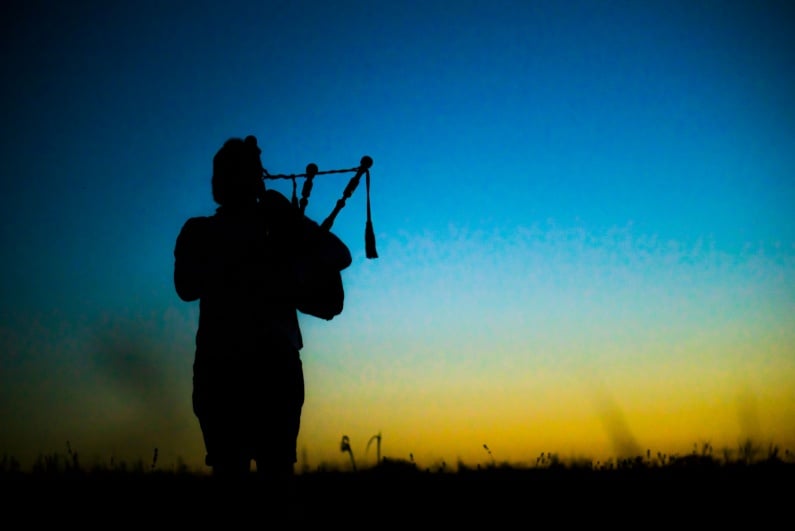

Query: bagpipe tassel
left=365, top=219, right=378, bottom=259
left=364, top=168, right=378, bottom=259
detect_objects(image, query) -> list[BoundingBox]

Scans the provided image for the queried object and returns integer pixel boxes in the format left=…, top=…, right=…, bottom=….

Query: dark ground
left=3, top=459, right=791, bottom=526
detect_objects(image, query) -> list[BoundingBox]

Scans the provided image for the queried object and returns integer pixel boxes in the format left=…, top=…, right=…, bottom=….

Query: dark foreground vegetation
left=0, top=442, right=795, bottom=529
left=2, top=442, right=793, bottom=524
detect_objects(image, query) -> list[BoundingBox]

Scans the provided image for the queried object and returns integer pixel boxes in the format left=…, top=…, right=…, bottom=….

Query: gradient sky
left=1, top=0, right=793, bottom=473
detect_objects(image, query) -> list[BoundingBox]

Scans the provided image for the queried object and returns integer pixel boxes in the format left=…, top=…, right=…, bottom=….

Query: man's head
left=211, top=135, right=264, bottom=206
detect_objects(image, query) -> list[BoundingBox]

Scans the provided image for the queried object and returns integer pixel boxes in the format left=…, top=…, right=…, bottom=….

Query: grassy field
left=2, top=442, right=792, bottom=524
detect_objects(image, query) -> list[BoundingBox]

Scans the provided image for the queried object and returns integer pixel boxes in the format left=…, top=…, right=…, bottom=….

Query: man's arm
left=174, top=217, right=214, bottom=302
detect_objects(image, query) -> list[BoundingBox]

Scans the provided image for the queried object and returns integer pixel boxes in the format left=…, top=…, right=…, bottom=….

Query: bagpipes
left=261, top=154, right=378, bottom=260
left=255, top=143, right=377, bottom=320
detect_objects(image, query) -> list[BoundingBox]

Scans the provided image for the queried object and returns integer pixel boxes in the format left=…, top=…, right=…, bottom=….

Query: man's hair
left=211, top=136, right=263, bottom=206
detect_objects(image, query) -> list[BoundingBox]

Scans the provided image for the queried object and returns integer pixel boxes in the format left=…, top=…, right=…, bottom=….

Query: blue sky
left=1, top=0, right=793, bottom=471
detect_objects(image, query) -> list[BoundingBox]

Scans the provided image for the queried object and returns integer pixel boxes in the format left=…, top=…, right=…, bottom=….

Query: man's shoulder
left=181, top=215, right=213, bottom=230
left=177, top=215, right=217, bottom=242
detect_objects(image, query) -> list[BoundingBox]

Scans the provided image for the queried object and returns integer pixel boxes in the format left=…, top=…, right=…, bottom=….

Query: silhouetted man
left=174, top=136, right=351, bottom=487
